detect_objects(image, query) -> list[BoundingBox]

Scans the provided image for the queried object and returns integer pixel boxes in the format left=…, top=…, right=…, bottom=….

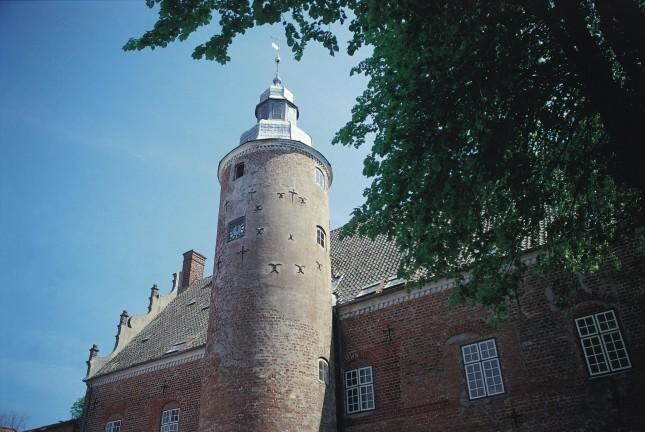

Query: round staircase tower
left=198, top=73, right=335, bottom=431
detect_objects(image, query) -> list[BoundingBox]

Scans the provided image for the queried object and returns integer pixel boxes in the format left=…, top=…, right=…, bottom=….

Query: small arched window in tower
left=318, top=358, right=330, bottom=385
left=316, top=226, right=326, bottom=249
left=160, top=407, right=180, bottom=432
left=315, top=167, right=325, bottom=189
left=234, top=162, right=245, bottom=180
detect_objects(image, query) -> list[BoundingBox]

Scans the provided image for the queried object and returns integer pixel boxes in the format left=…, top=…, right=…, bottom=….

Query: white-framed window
left=575, top=310, right=631, bottom=376
left=316, top=226, right=326, bottom=249
left=345, top=366, right=375, bottom=414
left=318, top=358, right=330, bottom=385
left=461, top=338, right=504, bottom=400
left=160, top=408, right=180, bottom=432
left=105, top=420, right=121, bottom=432
left=315, top=167, right=325, bottom=189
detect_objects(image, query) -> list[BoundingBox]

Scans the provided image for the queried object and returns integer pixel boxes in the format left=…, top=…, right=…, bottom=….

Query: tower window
left=160, top=408, right=180, bottom=432
left=318, top=358, right=330, bottom=385
left=315, top=168, right=325, bottom=189
left=105, top=420, right=121, bottom=432
left=316, top=226, right=326, bottom=249
left=345, top=366, right=375, bottom=414
left=575, top=310, right=631, bottom=376
left=461, top=339, right=505, bottom=400
left=234, top=162, right=245, bottom=180
left=270, top=102, right=284, bottom=119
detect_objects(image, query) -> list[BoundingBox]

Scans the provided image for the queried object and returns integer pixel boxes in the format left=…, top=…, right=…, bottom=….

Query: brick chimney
left=180, top=250, right=206, bottom=292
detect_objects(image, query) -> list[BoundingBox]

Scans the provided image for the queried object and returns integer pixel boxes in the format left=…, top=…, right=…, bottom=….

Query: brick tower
left=198, top=65, right=336, bottom=431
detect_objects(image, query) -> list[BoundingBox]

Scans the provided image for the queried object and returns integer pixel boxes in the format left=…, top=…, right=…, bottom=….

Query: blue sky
left=0, top=1, right=370, bottom=427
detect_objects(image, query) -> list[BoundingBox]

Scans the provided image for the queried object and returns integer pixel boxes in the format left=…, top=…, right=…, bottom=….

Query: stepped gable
left=93, top=276, right=212, bottom=377
left=330, top=228, right=404, bottom=304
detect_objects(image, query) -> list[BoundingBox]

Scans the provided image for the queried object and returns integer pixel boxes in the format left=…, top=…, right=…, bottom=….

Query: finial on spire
left=271, top=42, right=282, bottom=85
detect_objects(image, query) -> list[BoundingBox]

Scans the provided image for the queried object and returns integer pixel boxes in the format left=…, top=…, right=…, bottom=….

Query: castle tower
left=198, top=72, right=335, bottom=431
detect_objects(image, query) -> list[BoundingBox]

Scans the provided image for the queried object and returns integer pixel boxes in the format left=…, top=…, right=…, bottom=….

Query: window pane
left=360, top=384, right=375, bottom=410
left=461, top=343, right=480, bottom=364
left=315, top=169, right=325, bottom=188
left=317, top=227, right=326, bottom=248
left=478, top=339, right=497, bottom=360
left=582, top=336, right=609, bottom=375
left=271, top=102, right=284, bottom=119
left=359, top=367, right=372, bottom=385
left=602, top=331, right=631, bottom=370
left=319, top=359, right=329, bottom=384
left=345, top=370, right=357, bottom=387
left=465, top=363, right=486, bottom=399
left=346, top=388, right=359, bottom=414
left=106, top=420, right=121, bottom=432
left=482, top=358, right=504, bottom=395
left=575, top=316, right=598, bottom=337
left=595, top=310, right=618, bottom=332
left=161, top=408, right=180, bottom=432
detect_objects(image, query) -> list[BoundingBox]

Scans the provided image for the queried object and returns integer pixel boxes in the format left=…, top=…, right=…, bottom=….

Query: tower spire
left=271, top=41, right=281, bottom=85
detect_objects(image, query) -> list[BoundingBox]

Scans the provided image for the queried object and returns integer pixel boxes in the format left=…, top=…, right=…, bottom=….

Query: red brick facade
left=84, top=359, right=203, bottom=432
left=82, top=241, right=645, bottom=432
left=336, top=243, right=645, bottom=431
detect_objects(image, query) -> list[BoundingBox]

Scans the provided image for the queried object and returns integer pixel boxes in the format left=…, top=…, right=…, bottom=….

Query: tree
left=0, top=412, right=28, bottom=432
left=70, top=396, right=85, bottom=420
left=124, top=0, right=644, bottom=321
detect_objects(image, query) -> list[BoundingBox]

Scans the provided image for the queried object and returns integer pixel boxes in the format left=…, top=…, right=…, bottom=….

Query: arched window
left=318, top=358, right=329, bottom=385
left=315, top=167, right=325, bottom=189
left=316, top=226, right=326, bottom=249
left=105, top=420, right=121, bottom=432
left=160, top=407, right=180, bottom=432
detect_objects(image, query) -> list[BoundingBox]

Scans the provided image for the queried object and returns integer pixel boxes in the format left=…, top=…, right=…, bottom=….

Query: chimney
left=180, top=250, right=206, bottom=292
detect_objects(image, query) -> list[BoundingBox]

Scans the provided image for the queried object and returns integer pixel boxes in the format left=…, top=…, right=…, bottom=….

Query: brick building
left=25, top=420, right=79, bottom=432
left=80, top=74, right=645, bottom=432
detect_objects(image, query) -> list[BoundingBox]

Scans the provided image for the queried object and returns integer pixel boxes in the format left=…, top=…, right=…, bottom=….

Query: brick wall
left=336, top=241, right=645, bottom=432
left=84, top=360, right=204, bottom=432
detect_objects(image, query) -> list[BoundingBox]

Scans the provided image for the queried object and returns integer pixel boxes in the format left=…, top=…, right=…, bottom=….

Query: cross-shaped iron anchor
left=236, top=246, right=248, bottom=264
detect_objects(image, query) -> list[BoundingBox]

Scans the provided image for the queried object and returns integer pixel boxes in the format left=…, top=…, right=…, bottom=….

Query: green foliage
left=70, top=396, right=85, bottom=420
left=125, top=0, right=645, bottom=321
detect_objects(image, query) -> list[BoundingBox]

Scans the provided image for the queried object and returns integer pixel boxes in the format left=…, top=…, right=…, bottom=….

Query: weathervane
left=271, top=41, right=282, bottom=85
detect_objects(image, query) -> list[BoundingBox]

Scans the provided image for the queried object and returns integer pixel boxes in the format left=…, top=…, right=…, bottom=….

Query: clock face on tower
left=227, top=217, right=246, bottom=242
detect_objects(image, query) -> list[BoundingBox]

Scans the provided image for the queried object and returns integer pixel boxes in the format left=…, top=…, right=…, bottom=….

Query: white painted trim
left=337, top=251, right=541, bottom=319
left=87, top=347, right=205, bottom=387
left=337, top=278, right=457, bottom=319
